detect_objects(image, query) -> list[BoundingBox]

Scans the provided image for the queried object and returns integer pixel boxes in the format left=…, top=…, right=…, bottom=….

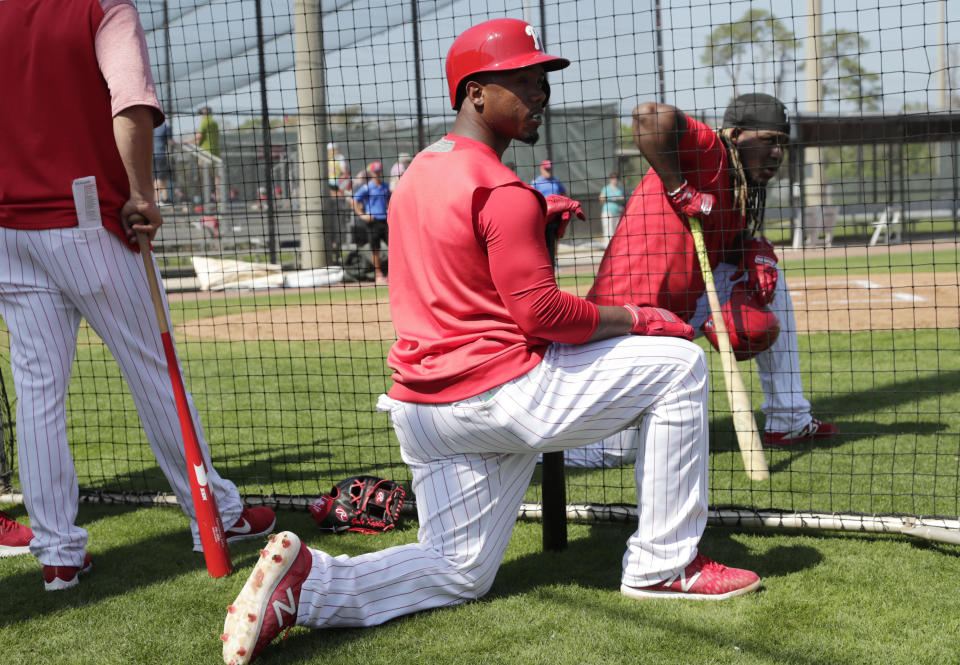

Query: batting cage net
left=1, top=0, right=959, bottom=543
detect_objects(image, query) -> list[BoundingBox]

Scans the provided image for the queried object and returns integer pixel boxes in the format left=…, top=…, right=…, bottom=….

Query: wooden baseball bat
left=132, top=214, right=234, bottom=576
left=687, top=217, right=770, bottom=481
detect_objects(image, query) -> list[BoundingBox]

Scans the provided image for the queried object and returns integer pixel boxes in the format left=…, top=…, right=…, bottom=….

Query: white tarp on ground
left=191, top=256, right=344, bottom=291
left=282, top=266, right=345, bottom=288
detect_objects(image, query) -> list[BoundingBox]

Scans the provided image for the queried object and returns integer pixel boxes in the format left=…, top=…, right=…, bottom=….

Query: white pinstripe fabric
left=295, top=334, right=708, bottom=628
left=0, top=226, right=243, bottom=565
left=691, top=262, right=811, bottom=433
left=568, top=261, right=811, bottom=468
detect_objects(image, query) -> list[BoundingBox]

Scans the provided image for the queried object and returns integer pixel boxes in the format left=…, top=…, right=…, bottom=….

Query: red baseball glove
left=310, top=476, right=406, bottom=534
left=741, top=236, right=779, bottom=304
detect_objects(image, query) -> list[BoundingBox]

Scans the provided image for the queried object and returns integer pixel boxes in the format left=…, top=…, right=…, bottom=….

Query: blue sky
left=137, top=0, right=957, bottom=133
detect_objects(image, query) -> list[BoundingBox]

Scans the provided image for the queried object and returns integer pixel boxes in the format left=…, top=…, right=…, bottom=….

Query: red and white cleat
left=221, top=531, right=311, bottom=665
left=764, top=418, right=839, bottom=447
left=621, top=553, right=760, bottom=600
left=43, top=552, right=92, bottom=591
left=195, top=506, right=277, bottom=553
left=0, top=510, right=33, bottom=558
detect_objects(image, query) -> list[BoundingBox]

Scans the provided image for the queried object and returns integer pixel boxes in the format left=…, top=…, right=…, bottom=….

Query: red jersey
left=0, top=0, right=162, bottom=248
left=386, top=135, right=599, bottom=403
left=587, top=117, right=745, bottom=320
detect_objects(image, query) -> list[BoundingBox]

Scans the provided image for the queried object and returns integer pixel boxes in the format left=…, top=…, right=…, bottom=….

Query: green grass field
left=2, top=245, right=957, bottom=518
left=32, top=323, right=956, bottom=522
left=1, top=242, right=958, bottom=664
left=1, top=503, right=958, bottom=665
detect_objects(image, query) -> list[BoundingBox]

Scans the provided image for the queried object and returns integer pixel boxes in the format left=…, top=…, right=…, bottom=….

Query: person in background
left=598, top=170, right=625, bottom=244
left=351, top=161, right=391, bottom=285
left=189, top=106, right=220, bottom=202
left=389, top=152, right=412, bottom=189
left=153, top=120, right=174, bottom=205
left=530, top=158, right=566, bottom=196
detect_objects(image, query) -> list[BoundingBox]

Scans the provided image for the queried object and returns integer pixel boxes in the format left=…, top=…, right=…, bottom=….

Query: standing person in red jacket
left=0, top=0, right=275, bottom=590
left=566, top=94, right=837, bottom=468
left=221, top=17, right=761, bottom=665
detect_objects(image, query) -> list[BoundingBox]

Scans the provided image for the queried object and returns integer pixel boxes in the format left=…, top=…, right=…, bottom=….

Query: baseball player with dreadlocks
left=569, top=94, right=838, bottom=468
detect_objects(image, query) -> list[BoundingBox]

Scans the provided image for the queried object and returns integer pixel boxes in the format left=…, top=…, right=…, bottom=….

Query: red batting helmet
left=445, top=18, right=570, bottom=110
left=702, top=283, right=780, bottom=361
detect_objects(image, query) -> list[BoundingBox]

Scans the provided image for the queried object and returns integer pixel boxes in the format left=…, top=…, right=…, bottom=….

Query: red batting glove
left=622, top=304, right=694, bottom=340
left=742, top=236, right=779, bottom=304
left=667, top=180, right=714, bottom=219
left=545, top=194, right=585, bottom=238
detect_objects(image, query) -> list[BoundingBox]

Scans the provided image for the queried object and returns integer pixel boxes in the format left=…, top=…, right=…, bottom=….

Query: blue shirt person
left=530, top=159, right=566, bottom=197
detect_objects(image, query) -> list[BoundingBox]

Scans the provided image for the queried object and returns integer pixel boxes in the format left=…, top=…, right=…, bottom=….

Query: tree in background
left=700, top=8, right=800, bottom=100
left=820, top=29, right=882, bottom=112
left=819, top=30, right=883, bottom=191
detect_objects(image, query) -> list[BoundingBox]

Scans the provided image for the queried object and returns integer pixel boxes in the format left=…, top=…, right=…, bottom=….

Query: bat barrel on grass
left=131, top=213, right=234, bottom=577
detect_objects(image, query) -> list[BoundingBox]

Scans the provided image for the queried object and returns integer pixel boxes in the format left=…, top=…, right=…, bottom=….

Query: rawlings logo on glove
left=310, top=475, right=406, bottom=534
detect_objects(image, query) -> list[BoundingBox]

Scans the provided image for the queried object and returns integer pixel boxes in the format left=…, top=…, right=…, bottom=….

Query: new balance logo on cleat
left=620, top=553, right=760, bottom=600
left=662, top=568, right=702, bottom=593
left=272, top=587, right=297, bottom=625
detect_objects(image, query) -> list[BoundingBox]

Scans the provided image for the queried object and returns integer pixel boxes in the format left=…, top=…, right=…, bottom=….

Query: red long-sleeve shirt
left=386, top=134, right=599, bottom=403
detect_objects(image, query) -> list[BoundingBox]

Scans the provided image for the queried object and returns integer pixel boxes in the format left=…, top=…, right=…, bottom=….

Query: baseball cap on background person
left=722, top=93, right=789, bottom=134
left=541, top=159, right=552, bottom=170
left=445, top=17, right=570, bottom=110
left=368, top=161, right=383, bottom=174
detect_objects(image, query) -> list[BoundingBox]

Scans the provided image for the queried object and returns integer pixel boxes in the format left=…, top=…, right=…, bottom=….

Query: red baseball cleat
left=621, top=553, right=760, bottom=600
left=763, top=418, right=839, bottom=446
left=195, top=507, right=277, bottom=553
left=221, top=531, right=311, bottom=665
left=0, top=510, right=33, bottom=558
left=43, top=552, right=92, bottom=591
left=225, top=507, right=277, bottom=545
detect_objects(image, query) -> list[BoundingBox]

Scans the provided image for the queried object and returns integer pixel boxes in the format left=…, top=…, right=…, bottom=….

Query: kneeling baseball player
left=221, top=19, right=761, bottom=665
left=565, top=93, right=838, bottom=468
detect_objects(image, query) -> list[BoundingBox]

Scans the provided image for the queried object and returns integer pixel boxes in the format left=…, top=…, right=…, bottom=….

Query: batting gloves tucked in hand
left=622, top=304, right=694, bottom=340
left=741, top=236, right=779, bottom=304
left=544, top=194, right=585, bottom=238
left=667, top=180, right=714, bottom=219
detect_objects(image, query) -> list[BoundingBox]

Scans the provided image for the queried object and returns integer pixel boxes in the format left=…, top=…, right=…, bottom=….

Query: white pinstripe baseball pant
left=0, top=226, right=243, bottom=566
left=294, top=334, right=709, bottom=628
left=566, top=261, right=811, bottom=468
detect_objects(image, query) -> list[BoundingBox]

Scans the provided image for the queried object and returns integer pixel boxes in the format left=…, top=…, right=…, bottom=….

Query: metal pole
left=293, top=0, right=329, bottom=270
left=162, top=1, right=173, bottom=110
left=161, top=1, right=177, bottom=205
left=799, top=0, right=823, bottom=248
left=538, top=0, right=567, bottom=555
left=654, top=0, right=667, bottom=104
left=539, top=0, right=552, bottom=162
left=410, top=0, right=425, bottom=151
left=255, top=0, right=278, bottom=264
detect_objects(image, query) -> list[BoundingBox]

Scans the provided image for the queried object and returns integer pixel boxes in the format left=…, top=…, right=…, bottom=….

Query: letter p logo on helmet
left=445, top=18, right=569, bottom=109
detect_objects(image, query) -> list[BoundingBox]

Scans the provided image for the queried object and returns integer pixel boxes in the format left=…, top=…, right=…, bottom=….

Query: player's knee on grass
left=702, top=282, right=780, bottom=361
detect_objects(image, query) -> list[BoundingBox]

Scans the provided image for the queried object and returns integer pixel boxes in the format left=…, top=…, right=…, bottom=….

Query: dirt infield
left=175, top=272, right=957, bottom=342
